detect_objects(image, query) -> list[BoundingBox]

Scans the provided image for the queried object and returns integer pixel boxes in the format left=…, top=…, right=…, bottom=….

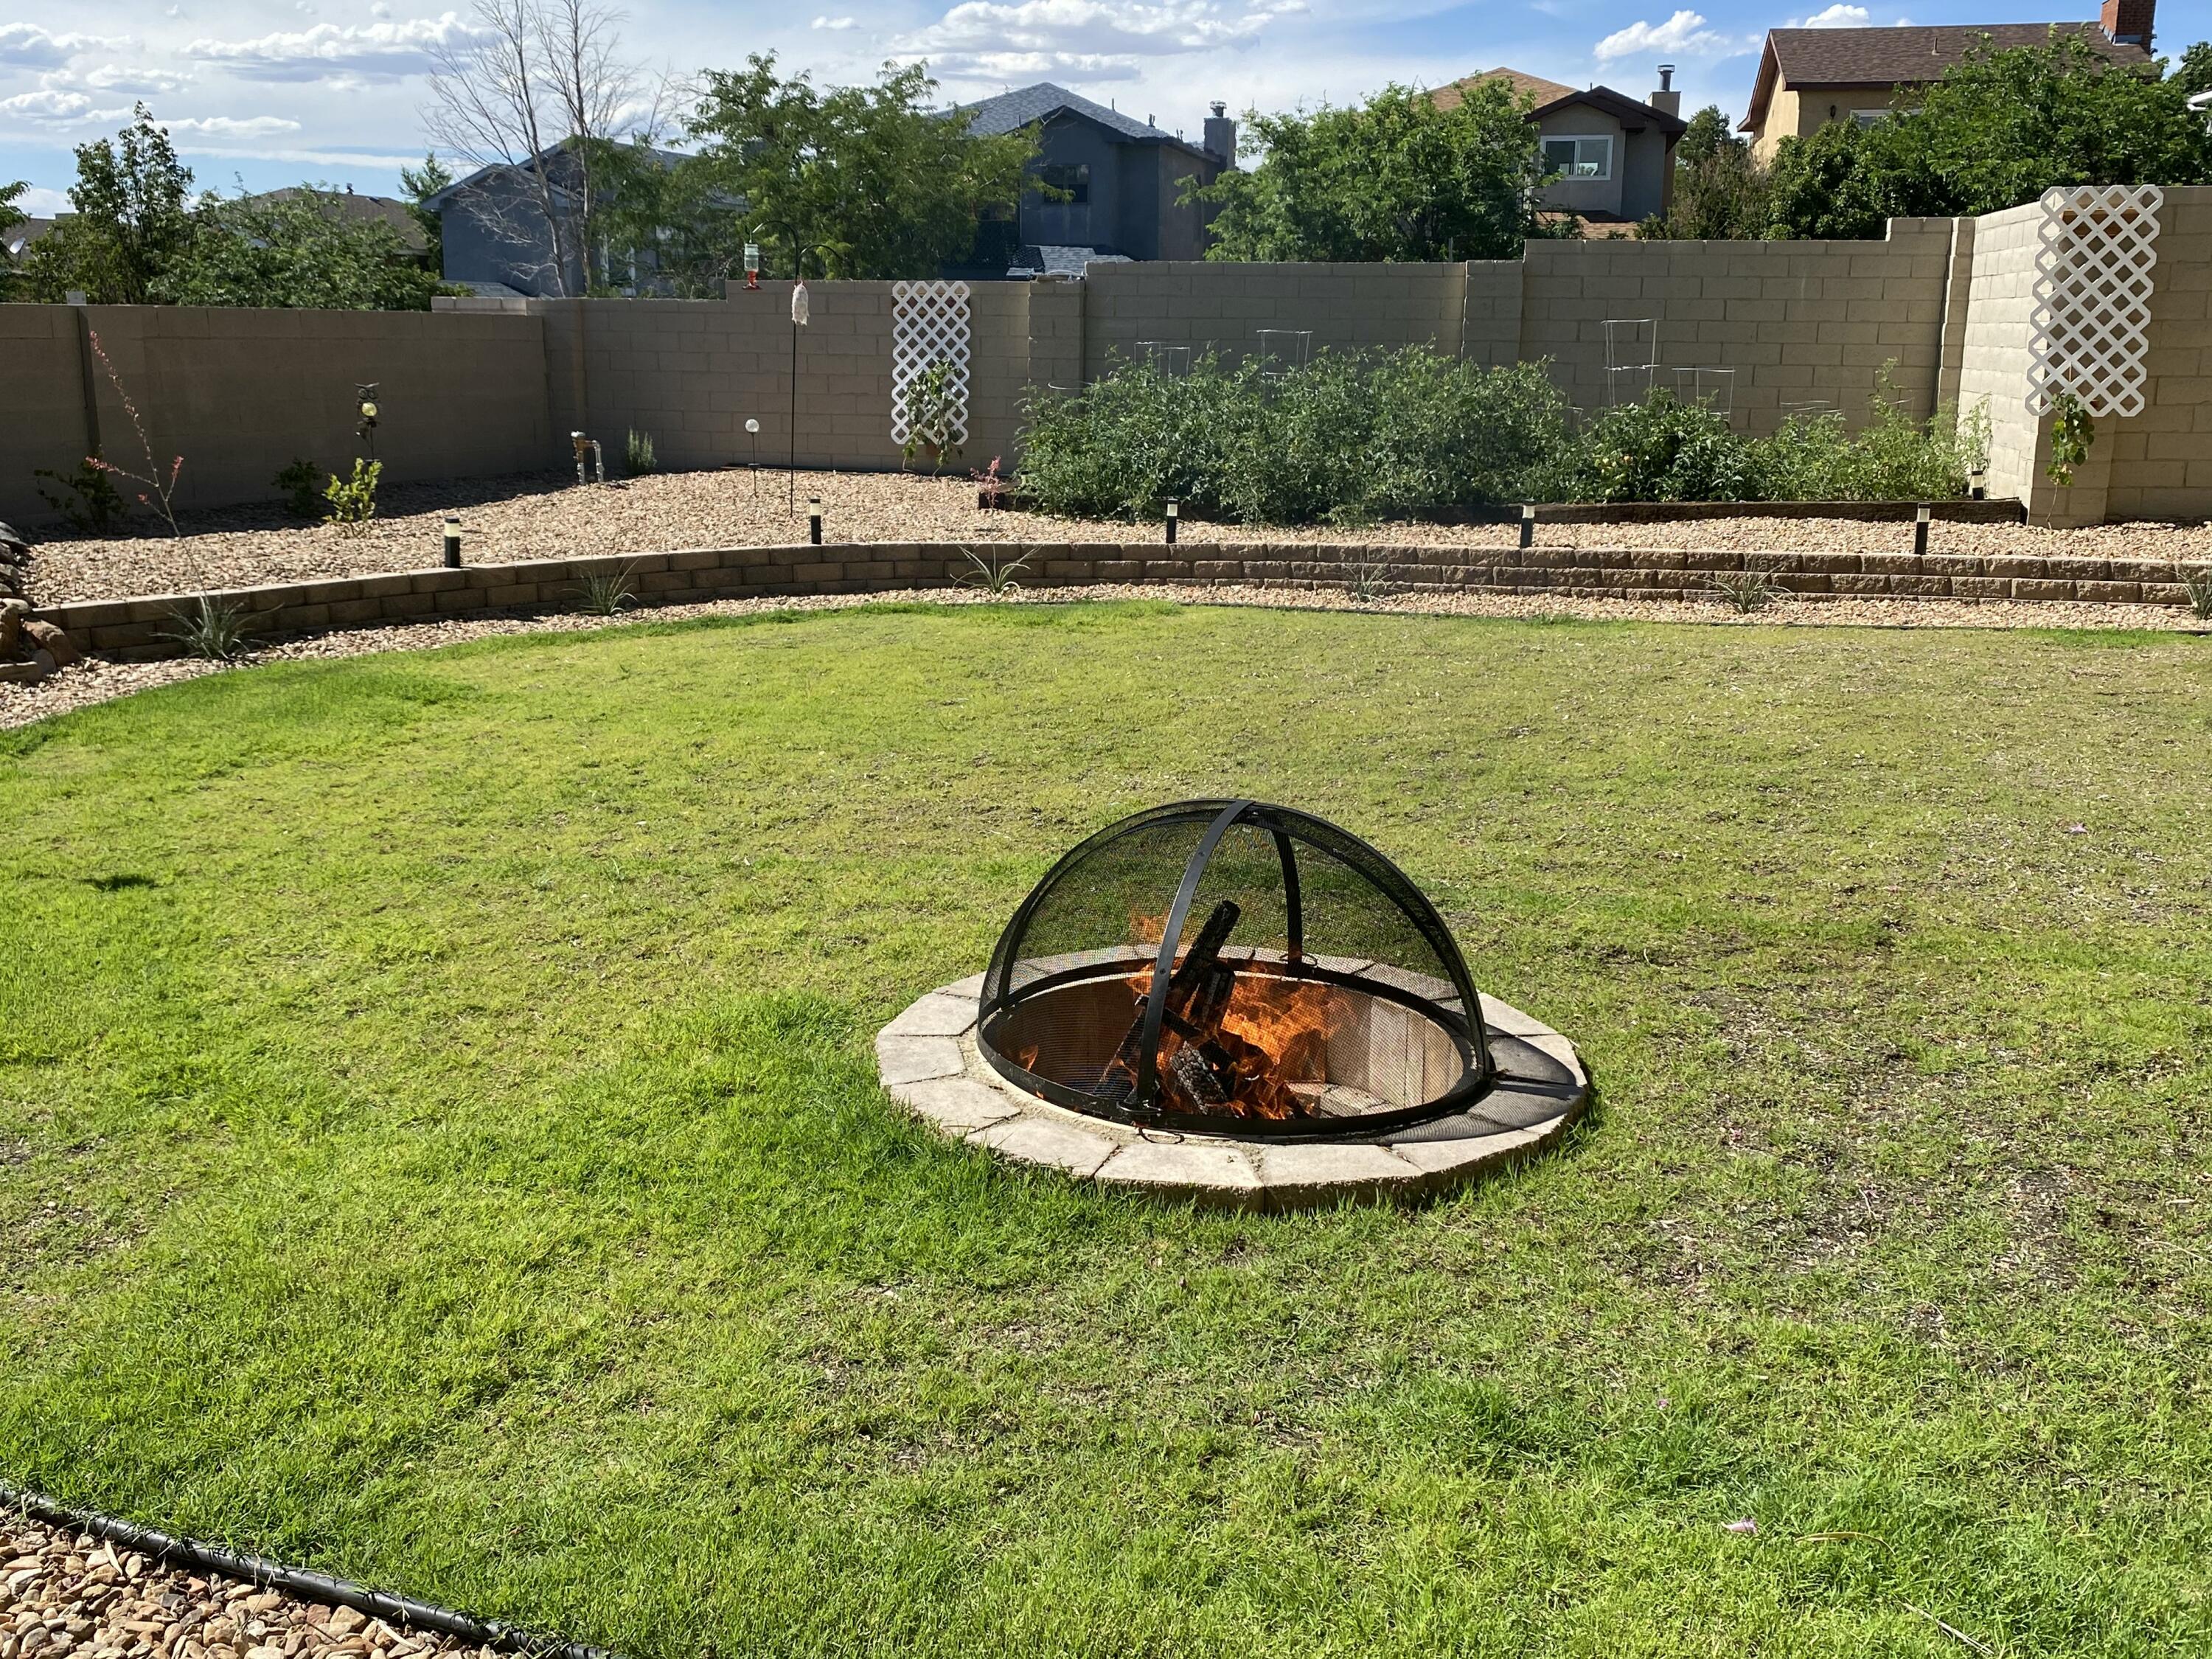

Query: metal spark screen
left=978, top=800, right=1499, bottom=1140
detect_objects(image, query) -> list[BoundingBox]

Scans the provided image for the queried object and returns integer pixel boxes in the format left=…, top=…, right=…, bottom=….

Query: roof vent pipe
left=1650, top=63, right=1682, bottom=117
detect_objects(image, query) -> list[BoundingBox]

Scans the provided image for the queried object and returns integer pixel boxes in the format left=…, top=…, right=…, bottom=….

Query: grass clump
left=2180, top=566, right=2212, bottom=621
left=626, top=429, right=658, bottom=476
left=574, top=565, right=638, bottom=615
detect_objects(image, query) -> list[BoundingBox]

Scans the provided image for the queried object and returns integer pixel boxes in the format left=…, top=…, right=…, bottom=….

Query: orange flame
left=1118, top=911, right=1335, bottom=1120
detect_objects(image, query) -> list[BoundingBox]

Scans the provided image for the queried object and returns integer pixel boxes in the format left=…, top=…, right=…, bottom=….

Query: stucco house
left=1737, top=1, right=2157, bottom=161
left=1433, top=67, right=1688, bottom=229
left=426, top=144, right=689, bottom=298
left=959, top=83, right=1233, bottom=271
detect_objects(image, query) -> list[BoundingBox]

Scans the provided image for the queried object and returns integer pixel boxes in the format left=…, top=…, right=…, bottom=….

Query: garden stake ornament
left=355, top=385, right=379, bottom=457
left=790, top=280, right=809, bottom=512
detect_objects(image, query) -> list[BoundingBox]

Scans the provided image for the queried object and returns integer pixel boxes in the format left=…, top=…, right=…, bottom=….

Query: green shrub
left=34, top=459, right=129, bottom=534
left=274, top=458, right=321, bottom=518
left=324, top=458, right=382, bottom=537
left=1018, top=348, right=1568, bottom=525
left=625, top=429, right=658, bottom=476
left=1018, top=352, right=1988, bottom=521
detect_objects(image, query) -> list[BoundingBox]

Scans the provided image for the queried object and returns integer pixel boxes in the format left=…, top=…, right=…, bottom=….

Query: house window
left=1037, top=162, right=1090, bottom=204
left=1542, top=136, right=1613, bottom=181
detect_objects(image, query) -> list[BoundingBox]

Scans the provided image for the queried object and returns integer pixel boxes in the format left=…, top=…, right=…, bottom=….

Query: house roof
left=959, top=83, right=1217, bottom=161
left=4, top=215, right=53, bottom=260
left=244, top=187, right=427, bottom=253
left=422, top=143, right=690, bottom=211
left=1434, top=69, right=1688, bottom=135
left=1740, top=23, right=2154, bottom=131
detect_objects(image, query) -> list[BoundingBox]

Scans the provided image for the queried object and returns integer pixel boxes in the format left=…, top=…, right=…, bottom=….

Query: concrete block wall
left=1079, top=261, right=1470, bottom=378
left=1461, top=262, right=1526, bottom=369
left=525, top=281, right=1034, bottom=478
left=1520, top=218, right=1956, bottom=433
left=0, top=306, right=552, bottom=526
left=1958, top=201, right=2056, bottom=521
left=1, top=308, right=94, bottom=521
left=2104, top=189, right=2212, bottom=523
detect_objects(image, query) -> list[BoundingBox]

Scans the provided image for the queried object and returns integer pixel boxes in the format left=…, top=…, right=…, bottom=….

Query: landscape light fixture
left=1165, top=499, right=1179, bottom=545
left=1969, top=462, right=1988, bottom=501
left=442, top=517, right=462, bottom=569
left=1914, top=504, right=1931, bottom=558
left=1520, top=504, right=1535, bottom=549
left=745, top=417, right=761, bottom=496
left=809, top=496, right=823, bottom=546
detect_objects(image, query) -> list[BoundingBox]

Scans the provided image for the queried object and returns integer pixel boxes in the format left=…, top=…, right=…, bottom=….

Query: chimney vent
left=1203, top=101, right=1239, bottom=164
left=1649, top=63, right=1681, bottom=117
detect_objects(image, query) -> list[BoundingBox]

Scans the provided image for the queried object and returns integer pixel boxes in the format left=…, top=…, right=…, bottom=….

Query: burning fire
left=1116, top=908, right=1336, bottom=1119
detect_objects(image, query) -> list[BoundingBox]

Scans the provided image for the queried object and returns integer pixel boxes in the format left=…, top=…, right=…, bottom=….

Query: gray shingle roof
left=959, top=82, right=1209, bottom=157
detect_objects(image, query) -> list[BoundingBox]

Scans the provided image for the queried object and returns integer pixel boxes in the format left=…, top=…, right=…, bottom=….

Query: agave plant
left=1708, top=567, right=1783, bottom=613
left=956, top=546, right=1035, bottom=597
left=164, top=594, right=253, bottom=661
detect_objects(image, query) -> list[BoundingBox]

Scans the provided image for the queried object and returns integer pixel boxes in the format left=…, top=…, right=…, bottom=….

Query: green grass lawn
left=3, top=602, right=2209, bottom=1658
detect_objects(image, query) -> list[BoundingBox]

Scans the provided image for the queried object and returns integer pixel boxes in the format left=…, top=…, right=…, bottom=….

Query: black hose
left=0, top=1483, right=621, bottom=1659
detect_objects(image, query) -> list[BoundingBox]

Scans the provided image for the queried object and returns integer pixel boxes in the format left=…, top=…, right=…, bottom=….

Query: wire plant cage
left=978, top=800, right=1527, bottom=1141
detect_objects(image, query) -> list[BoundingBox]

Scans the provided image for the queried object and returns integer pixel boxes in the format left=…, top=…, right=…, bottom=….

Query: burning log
left=1105, top=898, right=1240, bottom=1102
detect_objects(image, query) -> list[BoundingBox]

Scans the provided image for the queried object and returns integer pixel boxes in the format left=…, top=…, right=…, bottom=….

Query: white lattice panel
left=891, top=279, right=971, bottom=446
left=2026, top=184, right=2163, bottom=419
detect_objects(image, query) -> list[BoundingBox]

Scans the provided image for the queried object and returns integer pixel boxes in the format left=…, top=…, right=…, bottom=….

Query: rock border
left=876, top=975, right=1589, bottom=1210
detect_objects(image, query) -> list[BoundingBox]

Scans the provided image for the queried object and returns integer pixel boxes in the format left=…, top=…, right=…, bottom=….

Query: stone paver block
left=874, top=1034, right=964, bottom=1087
left=966, top=1116, right=1119, bottom=1178
left=891, top=1076, right=1021, bottom=1135
left=880, top=992, right=977, bottom=1038
left=1254, top=1143, right=1424, bottom=1208
left=1093, top=1141, right=1265, bottom=1208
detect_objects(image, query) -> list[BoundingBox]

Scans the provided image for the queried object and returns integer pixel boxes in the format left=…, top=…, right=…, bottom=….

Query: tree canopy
left=1641, top=104, right=1773, bottom=240
left=1763, top=35, right=2212, bottom=239
left=1190, top=80, right=1550, bottom=262
left=684, top=56, right=1039, bottom=281
left=16, top=108, right=449, bottom=308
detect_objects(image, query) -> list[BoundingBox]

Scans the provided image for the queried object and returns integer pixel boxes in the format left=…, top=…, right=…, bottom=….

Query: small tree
left=1641, top=105, right=1773, bottom=240
left=1189, top=80, right=1551, bottom=262
left=687, top=56, right=1039, bottom=279
left=163, top=189, right=448, bottom=310
left=400, top=151, right=456, bottom=271
left=20, top=106, right=201, bottom=304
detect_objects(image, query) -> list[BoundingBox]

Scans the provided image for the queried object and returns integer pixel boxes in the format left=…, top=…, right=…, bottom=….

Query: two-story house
left=1736, top=0, right=2157, bottom=161
left=1433, top=66, right=1688, bottom=229
left=958, top=83, right=1234, bottom=273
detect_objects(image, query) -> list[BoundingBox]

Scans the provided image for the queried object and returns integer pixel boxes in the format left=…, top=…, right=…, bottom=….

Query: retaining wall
left=34, top=542, right=2202, bottom=664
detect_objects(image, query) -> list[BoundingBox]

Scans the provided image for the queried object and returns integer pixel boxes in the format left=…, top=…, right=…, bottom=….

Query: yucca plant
left=2180, top=566, right=2212, bottom=622
left=1708, top=567, right=1783, bottom=613
left=955, top=546, right=1034, bottom=596
left=164, top=594, right=253, bottom=661
left=575, top=567, right=638, bottom=616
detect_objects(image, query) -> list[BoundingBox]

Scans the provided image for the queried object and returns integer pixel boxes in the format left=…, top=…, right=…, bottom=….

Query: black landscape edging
left=0, top=1483, right=619, bottom=1659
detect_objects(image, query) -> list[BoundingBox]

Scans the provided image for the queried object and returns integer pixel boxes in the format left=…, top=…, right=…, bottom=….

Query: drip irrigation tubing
left=0, top=1483, right=620, bottom=1659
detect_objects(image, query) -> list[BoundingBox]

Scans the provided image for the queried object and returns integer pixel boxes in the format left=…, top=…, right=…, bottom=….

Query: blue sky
left=0, top=0, right=2150, bottom=212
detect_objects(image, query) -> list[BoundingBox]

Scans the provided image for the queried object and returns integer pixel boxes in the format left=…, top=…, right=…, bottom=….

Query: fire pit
left=877, top=799, right=1589, bottom=1208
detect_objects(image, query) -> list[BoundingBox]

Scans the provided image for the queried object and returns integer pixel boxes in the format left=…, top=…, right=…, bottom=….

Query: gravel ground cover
left=2, top=583, right=2201, bottom=732
left=20, top=468, right=2212, bottom=607
left=0, top=1518, right=500, bottom=1659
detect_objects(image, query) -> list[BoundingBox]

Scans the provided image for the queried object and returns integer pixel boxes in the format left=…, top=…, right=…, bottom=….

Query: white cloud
left=1788, top=4, right=1907, bottom=23
left=17, top=184, right=70, bottom=213
left=811, top=15, right=858, bottom=27
left=182, top=13, right=495, bottom=83
left=0, top=25, right=131, bottom=68
left=1593, top=10, right=1740, bottom=61
left=172, top=114, right=302, bottom=135
left=0, top=89, right=113, bottom=123
left=902, top=0, right=1303, bottom=83
left=72, top=63, right=194, bottom=94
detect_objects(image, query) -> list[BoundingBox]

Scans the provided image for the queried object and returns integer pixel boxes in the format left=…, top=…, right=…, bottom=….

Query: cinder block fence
left=8, top=187, right=2210, bottom=530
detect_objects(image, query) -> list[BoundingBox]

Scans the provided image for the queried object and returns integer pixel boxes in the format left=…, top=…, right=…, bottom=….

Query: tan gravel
left=4, top=582, right=2201, bottom=734
left=20, top=469, right=2212, bottom=608
left=0, top=1517, right=511, bottom=1659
